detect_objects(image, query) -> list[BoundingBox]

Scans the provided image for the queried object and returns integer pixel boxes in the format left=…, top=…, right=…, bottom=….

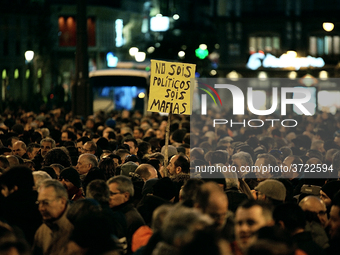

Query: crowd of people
left=0, top=107, right=340, bottom=255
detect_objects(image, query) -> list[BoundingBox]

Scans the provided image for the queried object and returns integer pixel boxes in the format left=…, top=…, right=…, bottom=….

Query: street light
left=25, top=50, right=34, bottom=107
left=129, top=47, right=139, bottom=57
left=135, top=52, right=146, bottom=62
left=323, top=22, right=334, bottom=32
left=25, top=50, right=34, bottom=63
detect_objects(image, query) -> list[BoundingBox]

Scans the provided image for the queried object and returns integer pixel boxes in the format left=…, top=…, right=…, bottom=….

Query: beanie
left=60, top=167, right=82, bottom=188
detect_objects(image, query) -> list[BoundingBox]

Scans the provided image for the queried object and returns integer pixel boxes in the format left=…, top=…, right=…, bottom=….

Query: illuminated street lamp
left=323, top=22, right=334, bottom=32
left=135, top=52, right=146, bottom=62
left=25, top=50, right=34, bottom=105
left=25, top=50, right=34, bottom=62
left=129, top=47, right=139, bottom=57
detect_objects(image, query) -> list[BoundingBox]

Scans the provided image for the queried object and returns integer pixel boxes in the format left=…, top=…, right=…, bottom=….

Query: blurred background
left=1, top=0, right=340, bottom=116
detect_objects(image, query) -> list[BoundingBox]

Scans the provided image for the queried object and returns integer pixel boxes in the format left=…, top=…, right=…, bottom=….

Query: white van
left=89, top=68, right=150, bottom=113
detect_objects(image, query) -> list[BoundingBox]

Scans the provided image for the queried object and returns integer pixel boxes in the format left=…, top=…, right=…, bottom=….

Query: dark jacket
left=0, top=189, right=42, bottom=245
left=293, top=231, right=327, bottom=255
left=112, top=201, right=145, bottom=254
left=82, top=167, right=106, bottom=195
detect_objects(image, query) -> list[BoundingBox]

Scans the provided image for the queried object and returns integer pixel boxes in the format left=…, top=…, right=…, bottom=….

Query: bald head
left=299, top=195, right=328, bottom=228
left=5, top=155, right=20, bottom=168
left=135, top=163, right=158, bottom=181
left=195, top=182, right=229, bottom=230
left=12, top=141, right=27, bottom=157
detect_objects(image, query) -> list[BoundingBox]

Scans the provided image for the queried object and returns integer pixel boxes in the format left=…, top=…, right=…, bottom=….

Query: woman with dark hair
left=98, top=157, right=115, bottom=180
left=43, top=147, right=72, bottom=168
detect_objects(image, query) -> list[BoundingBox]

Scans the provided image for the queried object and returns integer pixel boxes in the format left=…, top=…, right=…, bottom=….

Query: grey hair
left=161, top=205, right=213, bottom=245
left=107, top=175, right=134, bottom=197
left=81, top=153, right=98, bottom=168
left=86, top=179, right=110, bottom=203
left=232, top=151, right=253, bottom=166
left=151, top=204, right=174, bottom=232
left=33, top=171, right=52, bottom=189
left=39, top=179, right=68, bottom=199
left=40, top=138, right=56, bottom=148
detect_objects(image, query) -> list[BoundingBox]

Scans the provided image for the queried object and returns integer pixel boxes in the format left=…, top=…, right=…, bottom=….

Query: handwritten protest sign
left=147, top=60, right=196, bottom=115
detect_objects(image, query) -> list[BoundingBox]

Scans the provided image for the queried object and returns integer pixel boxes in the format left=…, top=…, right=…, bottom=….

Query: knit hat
left=321, top=181, right=340, bottom=200
left=60, top=167, right=82, bottom=188
left=255, top=179, right=286, bottom=201
left=120, top=161, right=138, bottom=177
left=161, top=145, right=178, bottom=159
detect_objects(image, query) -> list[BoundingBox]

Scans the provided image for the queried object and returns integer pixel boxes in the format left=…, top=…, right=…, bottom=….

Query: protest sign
left=147, top=59, right=196, bottom=115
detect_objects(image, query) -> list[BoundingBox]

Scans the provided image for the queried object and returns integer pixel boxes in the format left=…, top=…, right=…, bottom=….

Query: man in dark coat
left=76, top=153, right=105, bottom=195
left=0, top=166, right=42, bottom=245
left=107, top=175, right=145, bottom=254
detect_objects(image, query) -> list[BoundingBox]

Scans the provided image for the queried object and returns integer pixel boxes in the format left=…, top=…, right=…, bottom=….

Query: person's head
left=0, top=166, right=35, bottom=197
left=43, top=147, right=72, bottom=168
left=133, top=127, right=144, bottom=139
left=98, top=157, right=115, bottom=180
left=327, top=191, right=340, bottom=241
left=161, top=206, right=213, bottom=248
left=12, top=141, right=26, bottom=157
left=180, top=178, right=205, bottom=203
left=107, top=175, right=134, bottom=208
left=232, top=151, right=254, bottom=178
left=299, top=195, right=328, bottom=228
left=151, top=204, right=174, bottom=232
left=37, top=179, right=68, bottom=221
left=50, top=163, right=65, bottom=177
left=282, top=155, right=303, bottom=179
left=115, top=149, right=130, bottom=165
left=86, top=179, right=110, bottom=204
left=332, top=151, right=340, bottom=174
left=320, top=181, right=340, bottom=208
left=135, top=163, right=158, bottom=182
left=255, top=179, right=286, bottom=204
left=273, top=203, right=306, bottom=235
left=123, top=138, right=138, bottom=155
left=334, top=130, right=340, bottom=147
left=33, top=171, right=52, bottom=190
left=5, top=155, right=20, bottom=167
left=194, top=182, right=228, bottom=230
left=61, top=130, right=76, bottom=142
left=59, top=167, right=82, bottom=193
left=27, top=143, right=41, bottom=159
left=138, top=141, right=152, bottom=156
left=0, top=156, right=9, bottom=170
left=167, top=154, right=190, bottom=177
left=76, top=154, right=98, bottom=175
left=81, top=141, right=97, bottom=155
left=311, top=140, right=325, bottom=154
left=40, top=138, right=56, bottom=158
left=204, top=150, right=229, bottom=165
left=234, top=200, right=274, bottom=251
left=254, top=153, right=278, bottom=180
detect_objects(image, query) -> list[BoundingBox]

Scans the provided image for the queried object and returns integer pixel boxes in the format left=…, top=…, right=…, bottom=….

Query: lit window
left=249, top=36, right=280, bottom=54
left=309, top=35, right=340, bottom=56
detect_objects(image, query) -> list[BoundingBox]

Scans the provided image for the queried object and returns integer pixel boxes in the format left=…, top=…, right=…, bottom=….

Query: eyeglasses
left=81, top=148, right=91, bottom=152
left=317, top=210, right=327, bottom=217
left=35, top=199, right=58, bottom=206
